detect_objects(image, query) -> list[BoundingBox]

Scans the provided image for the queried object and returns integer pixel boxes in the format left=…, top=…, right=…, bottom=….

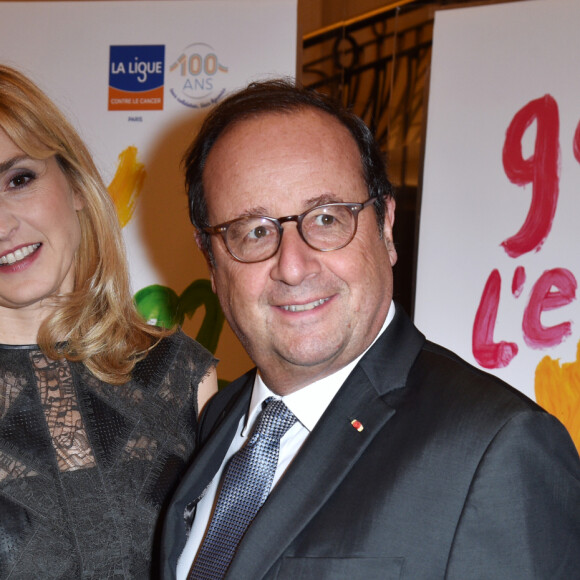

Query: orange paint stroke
left=535, top=341, right=580, bottom=452
left=107, top=146, right=146, bottom=228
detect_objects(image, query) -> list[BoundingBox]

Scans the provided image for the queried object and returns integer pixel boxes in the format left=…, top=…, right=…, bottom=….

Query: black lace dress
left=0, top=330, right=215, bottom=579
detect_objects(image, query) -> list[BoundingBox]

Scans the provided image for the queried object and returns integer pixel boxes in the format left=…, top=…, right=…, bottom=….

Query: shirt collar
left=243, top=301, right=396, bottom=436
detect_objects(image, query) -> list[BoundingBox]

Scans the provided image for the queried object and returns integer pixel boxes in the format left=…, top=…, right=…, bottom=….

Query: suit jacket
left=160, top=306, right=580, bottom=579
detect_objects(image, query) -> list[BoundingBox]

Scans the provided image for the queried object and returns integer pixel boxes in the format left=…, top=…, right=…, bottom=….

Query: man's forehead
left=202, top=107, right=367, bottom=222
left=212, top=107, right=354, bottom=150
left=203, top=108, right=363, bottom=190
left=205, top=114, right=361, bottom=176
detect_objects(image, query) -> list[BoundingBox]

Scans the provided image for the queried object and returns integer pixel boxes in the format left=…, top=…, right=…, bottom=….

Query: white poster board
left=0, top=0, right=297, bottom=381
left=416, top=0, right=580, bottom=446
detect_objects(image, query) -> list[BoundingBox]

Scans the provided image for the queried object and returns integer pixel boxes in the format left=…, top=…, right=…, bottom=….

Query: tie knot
left=251, top=397, right=297, bottom=443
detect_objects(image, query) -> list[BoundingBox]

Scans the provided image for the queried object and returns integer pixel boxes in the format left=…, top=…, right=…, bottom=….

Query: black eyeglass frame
left=204, top=196, right=381, bottom=263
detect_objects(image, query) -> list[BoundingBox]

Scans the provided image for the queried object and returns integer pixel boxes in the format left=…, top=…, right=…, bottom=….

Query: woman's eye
left=8, top=171, right=35, bottom=189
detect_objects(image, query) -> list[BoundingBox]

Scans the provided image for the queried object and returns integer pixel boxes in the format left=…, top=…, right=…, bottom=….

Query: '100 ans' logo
left=168, top=42, right=229, bottom=109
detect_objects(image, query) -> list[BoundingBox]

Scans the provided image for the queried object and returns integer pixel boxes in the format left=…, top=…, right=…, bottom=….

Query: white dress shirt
left=176, top=302, right=395, bottom=579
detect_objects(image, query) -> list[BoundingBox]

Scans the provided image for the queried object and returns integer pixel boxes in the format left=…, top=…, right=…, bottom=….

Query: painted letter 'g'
left=502, top=94, right=559, bottom=257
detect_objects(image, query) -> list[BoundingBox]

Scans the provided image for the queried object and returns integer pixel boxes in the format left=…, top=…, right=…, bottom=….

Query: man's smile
left=279, top=297, right=330, bottom=312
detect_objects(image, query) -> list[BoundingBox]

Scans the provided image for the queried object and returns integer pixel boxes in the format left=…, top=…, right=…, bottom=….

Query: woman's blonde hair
left=0, top=64, right=171, bottom=384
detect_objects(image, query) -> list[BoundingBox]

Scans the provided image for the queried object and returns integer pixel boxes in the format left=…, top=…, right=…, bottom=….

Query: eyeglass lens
left=225, top=204, right=357, bottom=262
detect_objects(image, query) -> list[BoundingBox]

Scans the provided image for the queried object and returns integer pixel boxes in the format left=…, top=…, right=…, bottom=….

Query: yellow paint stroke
left=107, top=146, right=146, bottom=228
left=535, top=341, right=580, bottom=452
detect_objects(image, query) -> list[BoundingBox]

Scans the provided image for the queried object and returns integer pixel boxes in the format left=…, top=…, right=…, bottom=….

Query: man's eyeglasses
left=204, top=197, right=381, bottom=263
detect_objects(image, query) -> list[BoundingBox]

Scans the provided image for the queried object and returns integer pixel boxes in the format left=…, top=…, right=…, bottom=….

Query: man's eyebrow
left=230, top=194, right=340, bottom=220
left=304, top=194, right=339, bottom=207
left=239, top=205, right=269, bottom=217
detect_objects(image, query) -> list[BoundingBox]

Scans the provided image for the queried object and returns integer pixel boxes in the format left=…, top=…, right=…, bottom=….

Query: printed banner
left=416, top=0, right=579, bottom=448
left=0, top=0, right=297, bottom=381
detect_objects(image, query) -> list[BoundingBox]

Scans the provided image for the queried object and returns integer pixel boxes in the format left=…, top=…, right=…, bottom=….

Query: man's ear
left=383, top=197, right=397, bottom=267
left=209, top=269, right=217, bottom=293
left=194, top=230, right=217, bottom=293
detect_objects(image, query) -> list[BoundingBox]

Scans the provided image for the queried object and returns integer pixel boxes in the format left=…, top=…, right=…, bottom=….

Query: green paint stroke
left=134, top=279, right=225, bottom=355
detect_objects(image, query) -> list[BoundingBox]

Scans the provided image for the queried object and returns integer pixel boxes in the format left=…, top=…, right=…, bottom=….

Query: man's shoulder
left=364, top=306, right=539, bottom=417
left=406, top=338, right=546, bottom=425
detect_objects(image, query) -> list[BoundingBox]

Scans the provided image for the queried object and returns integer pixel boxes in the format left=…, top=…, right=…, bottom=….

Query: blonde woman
left=0, top=65, right=217, bottom=578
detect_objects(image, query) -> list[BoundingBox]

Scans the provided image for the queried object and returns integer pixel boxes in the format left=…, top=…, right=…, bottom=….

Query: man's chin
left=266, top=341, right=349, bottom=379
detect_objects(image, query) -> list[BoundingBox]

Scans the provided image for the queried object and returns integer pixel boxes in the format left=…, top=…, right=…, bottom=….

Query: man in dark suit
left=161, top=80, right=580, bottom=579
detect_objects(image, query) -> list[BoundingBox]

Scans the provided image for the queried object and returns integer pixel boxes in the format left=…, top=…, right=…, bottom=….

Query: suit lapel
left=161, top=374, right=253, bottom=578
left=225, top=307, right=425, bottom=579
left=226, top=370, right=393, bottom=578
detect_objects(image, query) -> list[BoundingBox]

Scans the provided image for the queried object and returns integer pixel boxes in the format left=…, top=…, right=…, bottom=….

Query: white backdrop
left=0, top=0, right=297, bottom=380
left=416, top=0, right=580, bottom=443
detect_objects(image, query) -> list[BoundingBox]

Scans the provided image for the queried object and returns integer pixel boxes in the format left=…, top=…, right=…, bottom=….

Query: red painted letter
left=573, top=118, right=580, bottom=164
left=512, top=266, right=526, bottom=298
left=502, top=95, right=559, bottom=257
left=473, top=269, right=518, bottom=368
left=523, top=268, right=576, bottom=348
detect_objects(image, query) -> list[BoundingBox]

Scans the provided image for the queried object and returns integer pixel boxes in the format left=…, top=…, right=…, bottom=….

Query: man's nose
left=269, top=222, right=321, bottom=286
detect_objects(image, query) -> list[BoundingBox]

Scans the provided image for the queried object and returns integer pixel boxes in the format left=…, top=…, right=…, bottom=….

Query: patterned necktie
left=188, top=397, right=297, bottom=580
